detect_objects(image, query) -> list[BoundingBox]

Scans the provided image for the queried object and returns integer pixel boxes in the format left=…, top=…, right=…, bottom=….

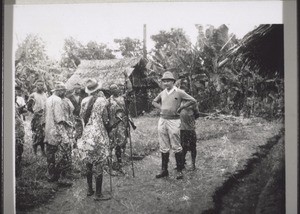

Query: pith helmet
left=161, top=71, right=175, bottom=81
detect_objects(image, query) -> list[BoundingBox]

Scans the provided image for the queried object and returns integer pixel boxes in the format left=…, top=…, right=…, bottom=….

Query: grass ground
left=218, top=135, right=285, bottom=214
left=16, top=116, right=159, bottom=211
left=16, top=115, right=283, bottom=213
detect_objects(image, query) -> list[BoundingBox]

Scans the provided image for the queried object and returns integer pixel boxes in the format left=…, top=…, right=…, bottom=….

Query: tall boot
left=86, top=163, right=94, bottom=196
left=47, top=153, right=59, bottom=182
left=174, top=148, right=187, bottom=170
left=175, top=152, right=184, bottom=180
left=33, top=144, right=38, bottom=155
left=115, top=146, right=122, bottom=163
left=156, top=152, right=169, bottom=178
left=94, top=174, right=111, bottom=201
left=40, top=142, right=47, bottom=157
left=182, top=148, right=187, bottom=166
left=114, top=146, right=122, bottom=172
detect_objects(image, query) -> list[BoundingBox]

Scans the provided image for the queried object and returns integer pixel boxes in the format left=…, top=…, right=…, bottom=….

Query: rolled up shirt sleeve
left=153, top=93, right=162, bottom=103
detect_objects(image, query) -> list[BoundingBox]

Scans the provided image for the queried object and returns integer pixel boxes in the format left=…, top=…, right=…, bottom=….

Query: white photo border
left=3, top=1, right=298, bottom=213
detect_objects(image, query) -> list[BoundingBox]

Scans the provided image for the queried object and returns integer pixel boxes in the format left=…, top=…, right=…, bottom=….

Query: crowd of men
left=15, top=71, right=200, bottom=201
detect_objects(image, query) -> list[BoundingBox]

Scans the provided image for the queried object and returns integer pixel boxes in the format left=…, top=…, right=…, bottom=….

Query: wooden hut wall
left=135, top=88, right=149, bottom=115
left=128, top=67, right=154, bottom=117
left=129, top=68, right=143, bottom=117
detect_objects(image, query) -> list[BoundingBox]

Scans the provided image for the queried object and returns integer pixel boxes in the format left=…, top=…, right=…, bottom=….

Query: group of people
left=15, top=70, right=200, bottom=201
left=15, top=74, right=132, bottom=201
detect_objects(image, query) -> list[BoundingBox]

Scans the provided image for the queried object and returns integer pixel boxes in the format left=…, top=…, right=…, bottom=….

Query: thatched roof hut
left=66, top=56, right=156, bottom=90
left=66, top=56, right=159, bottom=116
left=219, top=24, right=284, bottom=78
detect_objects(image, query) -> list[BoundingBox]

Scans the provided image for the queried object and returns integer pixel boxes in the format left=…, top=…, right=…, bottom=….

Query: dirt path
left=25, top=152, right=216, bottom=214
left=20, top=121, right=282, bottom=214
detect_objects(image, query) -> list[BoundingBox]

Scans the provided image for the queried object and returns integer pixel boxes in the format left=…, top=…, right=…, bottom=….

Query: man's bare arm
left=152, top=100, right=161, bottom=110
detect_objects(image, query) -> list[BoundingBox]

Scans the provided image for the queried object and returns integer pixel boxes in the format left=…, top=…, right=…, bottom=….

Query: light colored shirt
left=153, top=86, right=196, bottom=119
left=44, top=94, right=68, bottom=145
left=62, top=97, right=75, bottom=122
left=29, top=92, right=47, bottom=113
left=16, top=96, right=26, bottom=107
left=166, top=86, right=177, bottom=95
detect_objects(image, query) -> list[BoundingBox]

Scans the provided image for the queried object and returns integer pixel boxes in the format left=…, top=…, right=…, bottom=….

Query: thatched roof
left=65, top=56, right=149, bottom=90
left=219, top=24, right=284, bottom=78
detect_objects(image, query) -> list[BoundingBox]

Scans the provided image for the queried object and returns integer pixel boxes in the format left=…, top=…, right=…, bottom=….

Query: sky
left=12, top=1, right=283, bottom=60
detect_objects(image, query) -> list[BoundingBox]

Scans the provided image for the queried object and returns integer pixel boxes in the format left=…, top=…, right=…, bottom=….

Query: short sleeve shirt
left=44, top=94, right=68, bottom=145
left=30, top=92, right=47, bottom=113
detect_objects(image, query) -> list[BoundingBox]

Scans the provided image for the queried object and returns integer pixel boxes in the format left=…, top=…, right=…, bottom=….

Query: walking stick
left=109, top=147, right=113, bottom=193
left=127, top=125, right=135, bottom=177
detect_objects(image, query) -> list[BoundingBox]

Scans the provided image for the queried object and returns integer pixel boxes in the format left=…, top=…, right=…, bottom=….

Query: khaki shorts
left=158, top=118, right=182, bottom=153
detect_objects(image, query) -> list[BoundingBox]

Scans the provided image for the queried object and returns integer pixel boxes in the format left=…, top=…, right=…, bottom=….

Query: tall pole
left=124, top=71, right=135, bottom=177
left=143, top=24, right=147, bottom=59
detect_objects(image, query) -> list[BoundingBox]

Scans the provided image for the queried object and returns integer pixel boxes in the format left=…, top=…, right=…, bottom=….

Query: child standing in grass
left=179, top=85, right=200, bottom=171
left=152, top=71, right=196, bottom=180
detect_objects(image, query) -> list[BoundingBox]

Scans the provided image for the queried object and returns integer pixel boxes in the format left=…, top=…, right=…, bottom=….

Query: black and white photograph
left=4, top=1, right=295, bottom=213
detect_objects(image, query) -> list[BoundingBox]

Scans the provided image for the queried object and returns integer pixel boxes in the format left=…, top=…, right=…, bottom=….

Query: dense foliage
left=114, top=37, right=143, bottom=57
left=60, top=37, right=116, bottom=69
left=15, top=34, right=70, bottom=96
left=15, top=25, right=284, bottom=119
left=148, top=25, right=284, bottom=119
left=14, top=25, right=284, bottom=213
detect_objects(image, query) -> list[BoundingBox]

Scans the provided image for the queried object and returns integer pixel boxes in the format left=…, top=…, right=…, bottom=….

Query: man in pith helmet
left=152, top=71, right=196, bottom=180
